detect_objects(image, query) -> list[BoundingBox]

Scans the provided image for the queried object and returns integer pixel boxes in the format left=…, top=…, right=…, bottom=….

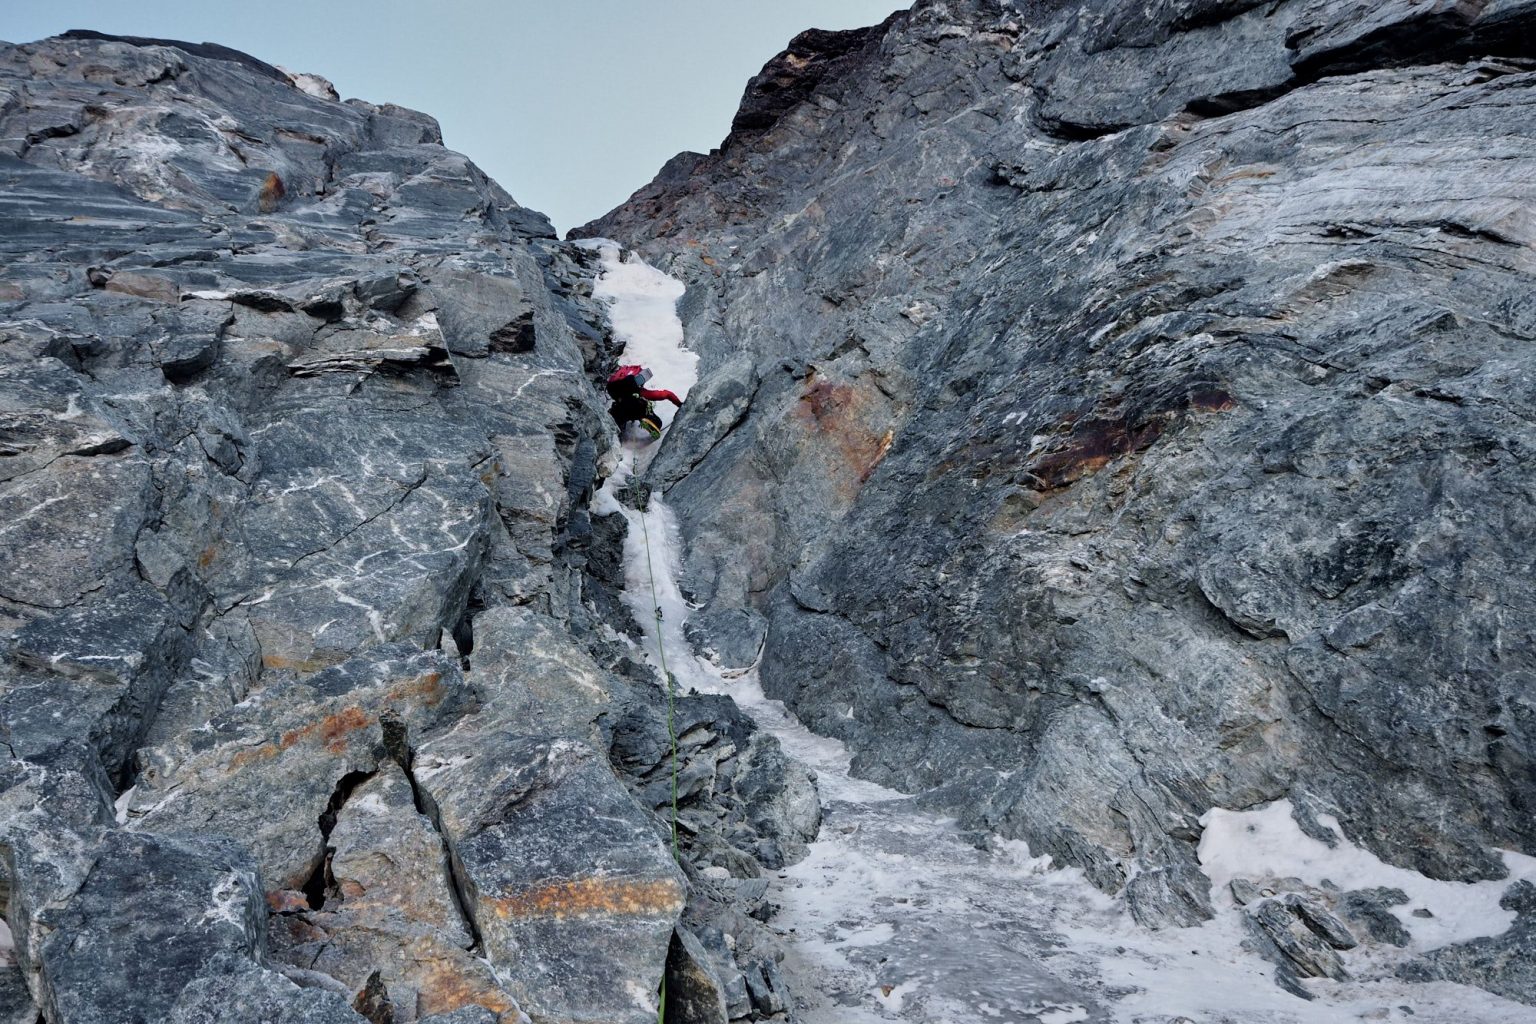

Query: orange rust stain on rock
left=229, top=705, right=371, bottom=768
left=317, top=706, right=371, bottom=754
left=797, top=380, right=847, bottom=424
left=416, top=968, right=521, bottom=1020
left=1023, top=388, right=1235, bottom=494
left=1212, top=167, right=1277, bottom=186
left=794, top=379, right=895, bottom=497
left=387, top=670, right=445, bottom=706
left=1027, top=417, right=1166, bottom=492
left=489, top=876, right=685, bottom=922
left=861, top=429, right=895, bottom=483
left=228, top=742, right=282, bottom=771
left=257, top=171, right=286, bottom=213
left=225, top=671, right=445, bottom=770
left=266, top=889, right=309, bottom=914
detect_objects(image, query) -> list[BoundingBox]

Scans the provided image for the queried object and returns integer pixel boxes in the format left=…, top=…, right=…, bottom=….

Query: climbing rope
left=636, top=485, right=680, bottom=864
left=632, top=465, right=679, bottom=1024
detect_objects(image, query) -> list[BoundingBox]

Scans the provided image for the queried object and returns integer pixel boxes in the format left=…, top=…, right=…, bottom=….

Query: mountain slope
left=581, top=0, right=1536, bottom=952
left=0, top=32, right=810, bottom=1024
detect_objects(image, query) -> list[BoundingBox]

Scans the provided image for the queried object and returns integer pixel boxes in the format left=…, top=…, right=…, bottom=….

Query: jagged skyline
left=0, top=0, right=901, bottom=233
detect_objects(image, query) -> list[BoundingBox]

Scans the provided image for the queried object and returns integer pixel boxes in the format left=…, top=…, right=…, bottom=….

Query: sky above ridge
left=1, top=0, right=903, bottom=234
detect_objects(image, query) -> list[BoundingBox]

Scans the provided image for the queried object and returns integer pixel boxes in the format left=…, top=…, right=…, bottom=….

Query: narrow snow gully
left=583, top=243, right=1536, bottom=1024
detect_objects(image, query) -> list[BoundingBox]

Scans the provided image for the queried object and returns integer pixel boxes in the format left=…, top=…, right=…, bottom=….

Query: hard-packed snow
left=585, top=240, right=695, bottom=432
left=1200, top=800, right=1536, bottom=952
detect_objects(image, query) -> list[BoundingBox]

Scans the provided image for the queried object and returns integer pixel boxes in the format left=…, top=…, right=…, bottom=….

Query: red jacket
left=637, top=386, right=681, bottom=406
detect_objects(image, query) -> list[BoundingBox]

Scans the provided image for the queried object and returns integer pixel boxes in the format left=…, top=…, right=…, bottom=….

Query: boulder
left=30, top=832, right=265, bottom=1024
left=414, top=728, right=685, bottom=1024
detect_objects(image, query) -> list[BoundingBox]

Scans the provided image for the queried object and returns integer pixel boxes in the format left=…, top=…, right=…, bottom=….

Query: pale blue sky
left=1, top=1, right=902, bottom=234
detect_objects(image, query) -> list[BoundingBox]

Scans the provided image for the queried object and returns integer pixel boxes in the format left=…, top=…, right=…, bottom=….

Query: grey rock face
left=416, top=1008, right=499, bottom=1024
left=1399, top=880, right=1536, bottom=1005
left=605, top=681, right=821, bottom=874
left=684, top=607, right=767, bottom=671
left=125, top=646, right=471, bottom=888
left=34, top=831, right=266, bottom=1024
left=414, top=728, right=685, bottom=1024
left=0, top=969, right=32, bottom=1024
left=0, top=31, right=809, bottom=1024
left=583, top=0, right=1536, bottom=982
left=169, top=955, right=367, bottom=1024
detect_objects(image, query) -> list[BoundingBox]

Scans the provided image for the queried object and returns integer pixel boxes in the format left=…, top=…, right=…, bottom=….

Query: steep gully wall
left=581, top=0, right=1536, bottom=959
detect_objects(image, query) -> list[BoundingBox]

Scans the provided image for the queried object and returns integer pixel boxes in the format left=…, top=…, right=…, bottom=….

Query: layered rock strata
left=0, top=33, right=805, bottom=1024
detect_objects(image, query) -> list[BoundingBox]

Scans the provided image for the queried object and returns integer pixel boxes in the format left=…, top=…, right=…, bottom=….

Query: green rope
left=637, top=491, right=679, bottom=864
left=635, top=485, right=678, bottom=1024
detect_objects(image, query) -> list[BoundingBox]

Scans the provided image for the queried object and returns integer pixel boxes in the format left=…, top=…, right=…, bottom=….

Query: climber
left=606, top=364, right=681, bottom=442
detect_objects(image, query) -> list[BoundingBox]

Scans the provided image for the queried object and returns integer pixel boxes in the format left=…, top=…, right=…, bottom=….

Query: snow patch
left=198, top=870, right=251, bottom=928
left=277, top=66, right=340, bottom=101
left=588, top=240, right=695, bottom=432
left=1199, top=799, right=1536, bottom=951
left=874, top=979, right=920, bottom=1011
left=113, top=784, right=137, bottom=825
left=347, top=791, right=390, bottom=817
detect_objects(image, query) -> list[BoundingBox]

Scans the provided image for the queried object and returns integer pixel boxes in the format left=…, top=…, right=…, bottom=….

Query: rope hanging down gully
left=637, top=493, right=679, bottom=1023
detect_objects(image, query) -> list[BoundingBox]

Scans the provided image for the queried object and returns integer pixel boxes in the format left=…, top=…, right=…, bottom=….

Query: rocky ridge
left=581, top=0, right=1536, bottom=1001
left=0, top=32, right=809, bottom=1024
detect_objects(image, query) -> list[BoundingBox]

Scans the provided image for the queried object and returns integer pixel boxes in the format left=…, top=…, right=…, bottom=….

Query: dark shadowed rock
left=57, top=29, right=293, bottom=82
left=664, top=925, right=731, bottom=1024
left=727, top=20, right=900, bottom=144
left=0, top=964, right=34, bottom=1024
left=1339, top=886, right=1412, bottom=947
